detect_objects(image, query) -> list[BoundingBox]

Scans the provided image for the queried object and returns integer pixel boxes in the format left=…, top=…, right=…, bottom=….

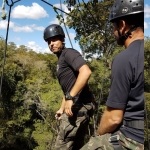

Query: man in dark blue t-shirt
left=43, top=24, right=94, bottom=150
left=81, top=0, right=144, bottom=149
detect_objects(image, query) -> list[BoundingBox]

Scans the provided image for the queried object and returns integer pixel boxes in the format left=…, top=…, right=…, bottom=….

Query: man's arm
left=70, top=64, right=92, bottom=97
left=64, top=64, right=92, bottom=116
left=55, top=96, right=66, bottom=120
left=97, top=106, right=124, bottom=135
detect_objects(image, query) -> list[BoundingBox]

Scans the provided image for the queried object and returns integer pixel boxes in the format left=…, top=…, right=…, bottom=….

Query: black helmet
left=43, top=24, right=65, bottom=41
left=109, top=0, right=144, bottom=22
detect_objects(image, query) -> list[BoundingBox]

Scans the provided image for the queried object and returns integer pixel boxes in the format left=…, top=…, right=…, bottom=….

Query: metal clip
left=109, top=134, right=119, bottom=142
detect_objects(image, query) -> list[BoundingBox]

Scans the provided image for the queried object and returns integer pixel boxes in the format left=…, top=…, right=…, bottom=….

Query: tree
left=0, top=38, right=62, bottom=149
left=144, top=37, right=150, bottom=149
left=66, top=0, right=116, bottom=58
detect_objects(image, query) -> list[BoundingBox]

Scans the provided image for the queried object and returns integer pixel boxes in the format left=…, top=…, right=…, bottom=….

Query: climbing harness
left=109, top=131, right=123, bottom=150
left=109, top=119, right=144, bottom=150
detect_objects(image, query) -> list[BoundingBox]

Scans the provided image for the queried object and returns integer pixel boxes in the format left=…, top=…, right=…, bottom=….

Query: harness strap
left=123, top=120, right=144, bottom=129
left=109, top=131, right=123, bottom=150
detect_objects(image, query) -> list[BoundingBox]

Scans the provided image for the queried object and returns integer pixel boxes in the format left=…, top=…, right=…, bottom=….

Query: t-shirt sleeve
left=64, top=49, right=86, bottom=71
left=106, top=54, right=132, bottom=109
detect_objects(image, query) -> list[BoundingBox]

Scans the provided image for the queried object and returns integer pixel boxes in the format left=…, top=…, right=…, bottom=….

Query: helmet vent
left=43, top=24, right=65, bottom=41
left=109, top=0, right=143, bottom=22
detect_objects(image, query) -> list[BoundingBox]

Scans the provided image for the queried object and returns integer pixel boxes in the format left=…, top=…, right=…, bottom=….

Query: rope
left=50, top=1, right=74, bottom=48
left=77, top=0, right=88, bottom=57
left=59, top=0, right=73, bottom=48
left=41, top=0, right=88, bottom=27
left=0, top=1, right=12, bottom=96
left=41, top=0, right=76, bottom=20
left=0, top=0, right=20, bottom=97
left=1, top=0, right=7, bottom=20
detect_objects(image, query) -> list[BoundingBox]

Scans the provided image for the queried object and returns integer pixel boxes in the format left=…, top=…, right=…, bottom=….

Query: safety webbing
left=123, top=120, right=144, bottom=129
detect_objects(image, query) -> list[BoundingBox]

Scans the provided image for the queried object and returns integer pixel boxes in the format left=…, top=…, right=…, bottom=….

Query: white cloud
left=0, top=20, right=45, bottom=32
left=34, top=26, right=45, bottom=31
left=42, top=47, right=50, bottom=53
left=27, top=41, right=50, bottom=53
left=30, top=24, right=45, bottom=31
left=11, top=3, right=49, bottom=19
left=0, top=20, right=14, bottom=29
left=144, top=4, right=150, bottom=18
left=50, top=3, right=72, bottom=25
left=50, top=18, right=60, bottom=24
left=144, top=22, right=149, bottom=29
left=27, top=41, right=43, bottom=53
left=13, top=25, right=33, bottom=32
left=53, top=3, right=71, bottom=22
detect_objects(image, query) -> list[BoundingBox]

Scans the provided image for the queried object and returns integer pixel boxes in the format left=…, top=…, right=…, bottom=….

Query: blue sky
left=144, top=0, right=150, bottom=36
left=0, top=0, right=149, bottom=54
left=0, top=0, right=80, bottom=53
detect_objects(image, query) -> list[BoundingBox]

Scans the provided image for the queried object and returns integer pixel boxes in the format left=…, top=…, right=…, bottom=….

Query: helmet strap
left=117, top=25, right=137, bottom=45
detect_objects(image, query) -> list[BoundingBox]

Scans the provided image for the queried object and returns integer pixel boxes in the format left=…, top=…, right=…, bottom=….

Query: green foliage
left=88, top=58, right=110, bottom=102
left=87, top=45, right=124, bottom=127
left=0, top=1, right=149, bottom=148
left=66, top=0, right=116, bottom=58
left=144, top=92, right=150, bottom=150
left=144, top=37, right=150, bottom=149
left=144, top=37, right=150, bottom=92
left=0, top=38, right=62, bottom=149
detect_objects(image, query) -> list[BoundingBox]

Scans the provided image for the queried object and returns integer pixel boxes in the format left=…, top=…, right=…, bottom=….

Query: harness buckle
left=109, top=134, right=119, bottom=142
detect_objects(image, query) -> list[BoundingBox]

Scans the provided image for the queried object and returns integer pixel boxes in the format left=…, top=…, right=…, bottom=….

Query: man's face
left=47, top=36, right=64, bottom=54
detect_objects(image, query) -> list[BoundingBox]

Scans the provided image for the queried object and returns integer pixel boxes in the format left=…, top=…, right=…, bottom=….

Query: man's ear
left=119, top=20, right=126, bottom=34
left=119, top=20, right=130, bottom=34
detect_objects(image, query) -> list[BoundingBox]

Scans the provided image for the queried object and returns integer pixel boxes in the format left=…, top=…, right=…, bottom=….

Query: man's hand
left=55, top=108, right=64, bottom=120
left=64, top=100, right=73, bottom=117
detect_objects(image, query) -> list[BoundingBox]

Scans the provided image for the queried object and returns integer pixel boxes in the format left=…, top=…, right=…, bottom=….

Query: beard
left=116, top=36, right=125, bottom=46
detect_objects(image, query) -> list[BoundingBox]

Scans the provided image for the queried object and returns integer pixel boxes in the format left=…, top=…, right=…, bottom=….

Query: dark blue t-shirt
left=56, top=48, right=92, bottom=104
left=106, top=40, right=144, bottom=144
